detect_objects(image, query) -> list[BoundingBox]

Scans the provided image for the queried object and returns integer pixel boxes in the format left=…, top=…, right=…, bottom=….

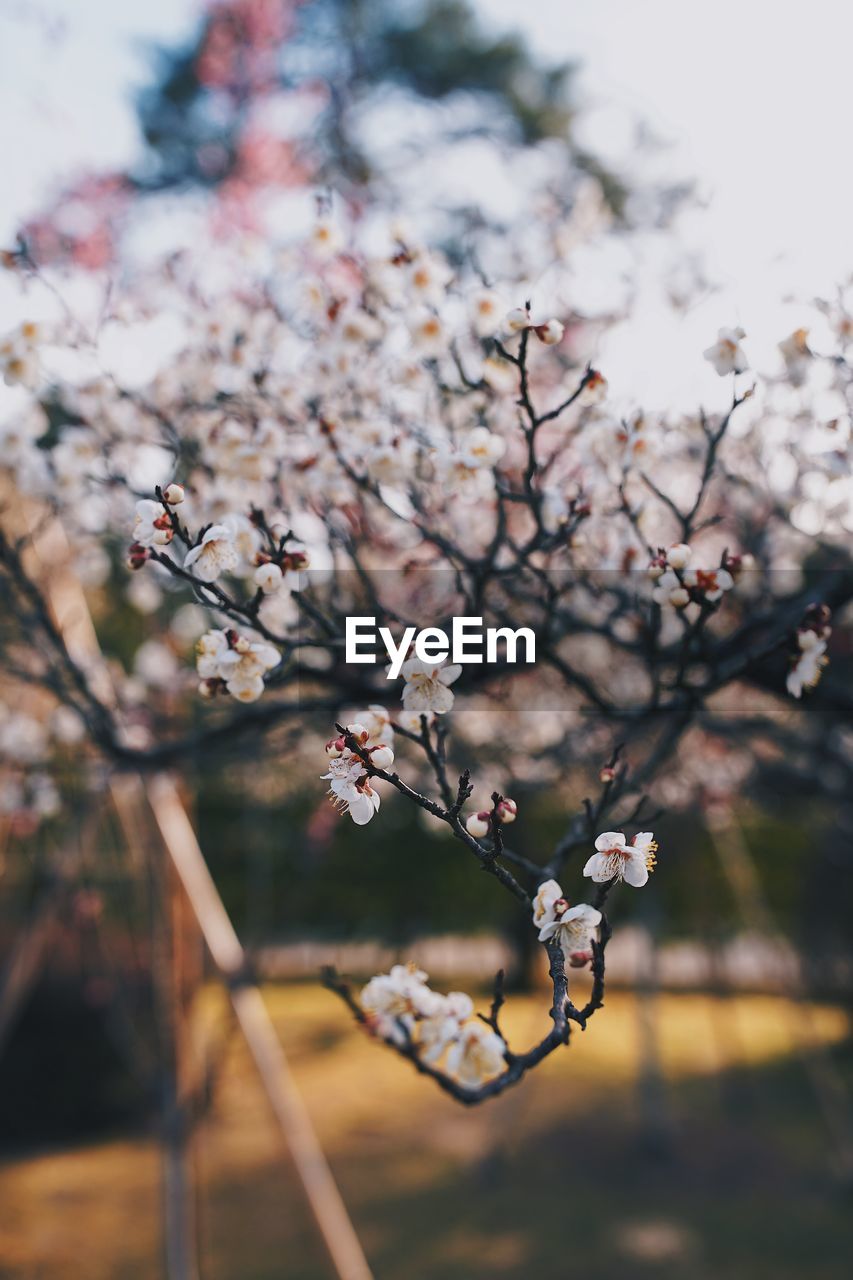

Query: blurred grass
left=0, top=982, right=851, bottom=1279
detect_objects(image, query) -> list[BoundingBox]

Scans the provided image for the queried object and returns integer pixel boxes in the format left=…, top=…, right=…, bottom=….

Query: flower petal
left=622, top=855, right=649, bottom=888
left=594, top=831, right=625, bottom=852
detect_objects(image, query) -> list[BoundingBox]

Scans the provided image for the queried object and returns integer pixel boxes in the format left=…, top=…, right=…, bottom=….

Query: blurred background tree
left=19, top=0, right=626, bottom=267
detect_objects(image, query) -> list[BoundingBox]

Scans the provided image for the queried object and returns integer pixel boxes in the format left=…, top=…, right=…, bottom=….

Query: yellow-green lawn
left=1, top=983, right=851, bottom=1279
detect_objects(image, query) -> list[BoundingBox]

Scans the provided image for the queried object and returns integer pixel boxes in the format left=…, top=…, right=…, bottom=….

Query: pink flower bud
left=568, top=950, right=593, bottom=969
left=496, top=797, right=517, bottom=824
left=282, top=548, right=309, bottom=571
left=466, top=812, right=491, bottom=840
left=325, top=735, right=346, bottom=757
left=534, top=319, right=565, bottom=345
left=369, top=744, right=394, bottom=770
left=128, top=542, right=149, bottom=570
left=599, top=765, right=616, bottom=784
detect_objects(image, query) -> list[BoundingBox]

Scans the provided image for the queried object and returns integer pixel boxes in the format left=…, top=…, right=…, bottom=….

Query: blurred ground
left=0, top=982, right=851, bottom=1279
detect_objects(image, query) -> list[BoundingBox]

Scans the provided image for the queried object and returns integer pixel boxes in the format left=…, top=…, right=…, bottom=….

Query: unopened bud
left=582, top=369, right=608, bottom=402
left=254, top=562, right=283, bottom=593
left=163, top=483, right=185, bottom=505
left=670, top=587, right=690, bottom=608
left=534, top=318, right=565, bottom=345
left=369, top=744, right=395, bottom=770
left=128, top=542, right=149, bottom=570
left=496, top=797, right=517, bottom=824
left=568, top=950, right=593, bottom=969
left=325, top=735, right=346, bottom=758
left=282, top=548, right=309, bottom=572
left=667, top=542, right=691, bottom=570
left=466, top=812, right=491, bottom=840
left=599, top=765, right=616, bottom=784
left=505, top=307, right=530, bottom=333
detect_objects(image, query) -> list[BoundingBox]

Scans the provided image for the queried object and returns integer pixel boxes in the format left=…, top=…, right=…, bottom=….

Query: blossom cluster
left=648, top=543, right=739, bottom=610
left=2, top=196, right=841, bottom=749
left=196, top=628, right=281, bottom=702
left=787, top=606, right=832, bottom=698
left=360, top=964, right=505, bottom=1087
left=532, top=881, right=602, bottom=967
left=531, top=830, right=656, bottom=968
left=322, top=713, right=395, bottom=825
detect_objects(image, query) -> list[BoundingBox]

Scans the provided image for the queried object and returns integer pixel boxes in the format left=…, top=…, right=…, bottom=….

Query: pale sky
left=1, top=0, right=852, bottom=406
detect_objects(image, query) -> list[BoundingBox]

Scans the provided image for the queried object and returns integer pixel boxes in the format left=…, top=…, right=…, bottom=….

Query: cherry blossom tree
left=2, top=159, right=852, bottom=1107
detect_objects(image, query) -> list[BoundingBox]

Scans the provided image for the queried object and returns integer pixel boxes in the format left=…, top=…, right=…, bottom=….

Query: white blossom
left=583, top=831, right=658, bottom=888
left=0, top=322, right=41, bottom=389
left=532, top=884, right=602, bottom=967
left=682, top=566, right=734, bottom=602
left=481, top=355, right=517, bottom=392
left=787, top=630, right=829, bottom=697
left=652, top=570, right=690, bottom=609
left=445, top=1020, right=506, bottom=1087
left=184, top=524, right=238, bottom=582
left=360, top=964, right=431, bottom=1042
left=778, top=328, right=812, bottom=386
left=408, top=253, right=453, bottom=305
left=703, top=327, right=749, bottom=376
left=355, top=704, right=395, bottom=747
left=311, top=219, right=344, bottom=260
left=470, top=289, right=505, bottom=338
left=401, top=657, right=462, bottom=715
left=409, top=310, right=445, bottom=358
left=418, top=991, right=475, bottom=1063
left=134, top=499, right=173, bottom=548
left=458, top=426, right=506, bottom=469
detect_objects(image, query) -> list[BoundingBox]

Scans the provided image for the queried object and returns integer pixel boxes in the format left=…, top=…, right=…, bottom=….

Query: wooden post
left=20, top=511, right=373, bottom=1280
left=147, top=775, right=373, bottom=1280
